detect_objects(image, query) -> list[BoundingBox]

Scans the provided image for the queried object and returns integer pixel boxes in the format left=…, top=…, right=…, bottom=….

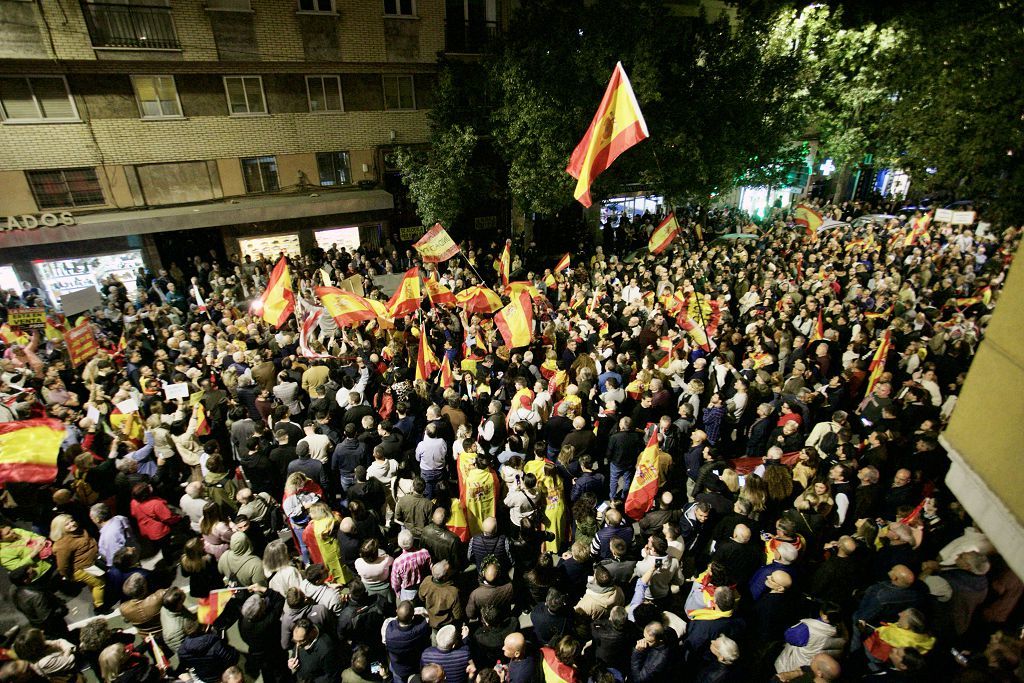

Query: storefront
left=33, top=250, right=146, bottom=307
left=0, top=265, right=20, bottom=292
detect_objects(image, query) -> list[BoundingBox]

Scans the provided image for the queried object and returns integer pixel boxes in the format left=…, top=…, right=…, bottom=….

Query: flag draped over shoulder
left=648, top=213, right=680, bottom=254
left=316, top=286, right=377, bottom=327
left=439, top=355, right=454, bottom=388
left=194, top=403, right=211, bottom=437
left=259, top=256, right=295, bottom=328
left=494, top=239, right=511, bottom=287
left=413, top=223, right=461, bottom=263
left=541, top=645, right=579, bottom=683
left=0, top=418, right=65, bottom=483
left=566, top=62, right=650, bottom=208
left=812, top=310, right=825, bottom=341
left=793, top=203, right=824, bottom=235
left=495, top=290, right=534, bottom=349
left=865, top=328, right=892, bottom=397
left=624, top=427, right=663, bottom=521
left=387, top=267, right=422, bottom=317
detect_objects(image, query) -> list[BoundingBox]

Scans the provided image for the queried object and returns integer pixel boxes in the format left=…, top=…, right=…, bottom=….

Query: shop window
left=306, top=75, right=343, bottom=113
left=316, top=151, right=351, bottom=186
left=0, top=76, right=78, bottom=123
left=241, top=156, right=279, bottom=193
left=223, top=76, right=266, bottom=115
left=131, top=75, right=183, bottom=118
left=382, top=74, right=415, bottom=110
left=26, top=168, right=104, bottom=209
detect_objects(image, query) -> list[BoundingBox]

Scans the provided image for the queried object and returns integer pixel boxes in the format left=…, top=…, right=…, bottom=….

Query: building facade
left=0, top=0, right=503, bottom=305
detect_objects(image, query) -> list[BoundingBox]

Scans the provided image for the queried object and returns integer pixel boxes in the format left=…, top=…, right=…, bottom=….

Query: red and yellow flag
left=656, top=338, right=686, bottom=369
left=495, top=290, right=534, bottom=349
left=675, top=292, right=722, bottom=352
left=648, top=213, right=680, bottom=254
left=494, top=239, right=511, bottom=287
left=447, top=498, right=470, bottom=543
left=413, top=223, right=461, bottom=263
left=387, top=267, right=422, bottom=317
left=197, top=588, right=239, bottom=625
left=424, top=276, right=457, bottom=308
left=316, top=286, right=377, bottom=327
left=416, top=330, right=440, bottom=382
left=554, top=253, right=570, bottom=274
left=566, top=62, right=650, bottom=207
left=194, top=403, right=212, bottom=437
left=258, top=256, right=295, bottom=328
left=541, top=645, right=579, bottom=683
left=0, top=418, right=65, bottom=483
left=864, top=304, right=894, bottom=320
left=624, top=427, right=664, bottom=521
left=439, top=355, right=454, bottom=389
left=794, top=203, right=824, bottom=235
left=811, top=310, right=825, bottom=341
left=506, top=281, right=542, bottom=301
left=454, top=285, right=503, bottom=314
left=865, top=329, right=892, bottom=397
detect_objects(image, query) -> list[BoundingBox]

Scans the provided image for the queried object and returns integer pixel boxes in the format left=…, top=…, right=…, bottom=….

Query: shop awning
left=0, top=189, right=394, bottom=249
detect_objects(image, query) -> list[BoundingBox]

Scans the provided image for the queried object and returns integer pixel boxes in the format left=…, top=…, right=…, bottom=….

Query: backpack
left=819, top=425, right=840, bottom=457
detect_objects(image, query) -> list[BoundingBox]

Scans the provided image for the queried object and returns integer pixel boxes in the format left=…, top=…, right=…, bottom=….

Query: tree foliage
left=392, top=124, right=477, bottom=229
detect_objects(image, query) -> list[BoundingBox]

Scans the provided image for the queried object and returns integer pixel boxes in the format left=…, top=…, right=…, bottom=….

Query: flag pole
left=457, top=249, right=490, bottom=289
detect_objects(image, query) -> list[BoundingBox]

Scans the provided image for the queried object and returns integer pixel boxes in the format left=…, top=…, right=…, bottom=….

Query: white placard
left=59, top=286, right=104, bottom=315
left=933, top=208, right=954, bottom=223
left=115, top=398, right=139, bottom=414
left=163, top=382, right=190, bottom=400
left=86, top=405, right=101, bottom=423
left=951, top=210, right=976, bottom=225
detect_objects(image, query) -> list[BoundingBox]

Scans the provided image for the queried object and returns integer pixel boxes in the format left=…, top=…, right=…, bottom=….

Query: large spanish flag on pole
left=387, top=267, right=422, bottom=317
left=494, top=239, right=511, bottom=287
left=495, top=290, right=534, bottom=349
left=258, top=256, right=295, bottom=328
left=624, top=427, right=664, bottom=520
left=648, top=213, right=680, bottom=254
left=0, top=418, right=65, bottom=483
left=415, top=329, right=441, bottom=381
left=793, top=203, right=824, bottom=236
left=413, top=223, right=461, bottom=263
left=566, top=62, right=650, bottom=208
left=316, top=287, right=377, bottom=327
left=865, top=328, right=892, bottom=397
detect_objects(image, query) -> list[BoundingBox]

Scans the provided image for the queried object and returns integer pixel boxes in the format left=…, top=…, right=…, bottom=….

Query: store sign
left=7, top=307, right=47, bottom=330
left=2, top=212, right=75, bottom=231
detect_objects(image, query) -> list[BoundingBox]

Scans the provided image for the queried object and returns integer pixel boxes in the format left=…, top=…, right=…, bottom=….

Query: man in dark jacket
left=591, top=606, right=641, bottom=674
left=332, top=423, right=368, bottom=494
left=631, top=621, right=672, bottom=683
left=420, top=507, right=464, bottom=571
left=607, top=417, right=644, bottom=501
left=236, top=589, right=290, bottom=683
left=177, top=622, right=240, bottom=682
left=9, top=566, right=69, bottom=638
left=288, top=619, right=339, bottom=683
left=711, top=524, right=763, bottom=587
left=383, top=601, right=431, bottom=683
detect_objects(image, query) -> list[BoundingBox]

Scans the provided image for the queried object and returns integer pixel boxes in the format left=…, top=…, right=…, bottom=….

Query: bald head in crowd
left=810, top=653, right=841, bottom=681
left=889, top=564, right=916, bottom=588
left=732, top=524, right=751, bottom=544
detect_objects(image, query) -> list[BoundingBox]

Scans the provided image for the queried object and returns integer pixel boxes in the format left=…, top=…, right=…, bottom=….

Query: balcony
left=80, top=2, right=181, bottom=50
left=445, top=19, right=498, bottom=54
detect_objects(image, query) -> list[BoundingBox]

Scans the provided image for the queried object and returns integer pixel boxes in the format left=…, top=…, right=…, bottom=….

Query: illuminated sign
left=2, top=212, right=76, bottom=231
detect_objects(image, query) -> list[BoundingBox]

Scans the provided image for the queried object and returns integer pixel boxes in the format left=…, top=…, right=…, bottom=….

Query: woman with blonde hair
left=302, top=503, right=349, bottom=583
left=199, top=502, right=233, bottom=560
left=282, top=471, right=322, bottom=563
left=262, top=539, right=302, bottom=597
left=50, top=513, right=104, bottom=610
left=738, top=473, right=768, bottom=520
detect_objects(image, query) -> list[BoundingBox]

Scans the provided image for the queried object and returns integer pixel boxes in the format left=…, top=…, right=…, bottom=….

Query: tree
left=392, top=125, right=478, bottom=229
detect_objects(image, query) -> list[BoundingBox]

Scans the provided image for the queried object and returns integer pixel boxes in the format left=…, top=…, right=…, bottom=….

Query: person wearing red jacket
left=129, top=483, right=184, bottom=562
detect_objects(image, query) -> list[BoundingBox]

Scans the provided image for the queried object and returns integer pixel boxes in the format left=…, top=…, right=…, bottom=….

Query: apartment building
left=0, top=0, right=503, bottom=305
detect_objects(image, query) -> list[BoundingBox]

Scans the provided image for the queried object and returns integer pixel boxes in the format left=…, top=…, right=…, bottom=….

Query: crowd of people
left=0, top=198, right=1021, bottom=683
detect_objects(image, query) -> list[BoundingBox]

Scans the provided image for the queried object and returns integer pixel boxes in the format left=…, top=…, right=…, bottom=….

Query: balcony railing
left=445, top=19, right=498, bottom=53
left=81, top=2, right=181, bottom=50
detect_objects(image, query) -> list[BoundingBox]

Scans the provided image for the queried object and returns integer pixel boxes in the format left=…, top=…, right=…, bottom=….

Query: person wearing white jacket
left=774, top=603, right=847, bottom=673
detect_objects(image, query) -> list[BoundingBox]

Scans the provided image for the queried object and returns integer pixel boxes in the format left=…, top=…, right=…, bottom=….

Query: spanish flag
left=541, top=645, right=579, bottom=683
left=194, top=403, right=211, bottom=437
left=648, top=213, right=680, bottom=254
left=366, top=298, right=396, bottom=330
left=387, top=267, right=422, bottom=317
left=416, top=330, right=440, bottom=381
left=197, top=588, right=239, bottom=625
left=495, top=290, right=534, bottom=349
left=0, top=325, right=29, bottom=346
left=447, top=499, right=470, bottom=543
left=566, top=62, right=650, bottom=208
left=811, top=310, right=824, bottom=341
left=438, top=355, right=454, bottom=389
left=506, top=281, right=542, bottom=301
left=0, top=418, right=65, bottom=483
left=554, top=253, right=570, bottom=274
left=258, top=256, right=295, bottom=328
left=656, top=338, right=686, bottom=369
left=864, top=304, right=894, bottom=320
left=316, top=286, right=377, bottom=327
left=494, top=239, right=511, bottom=287
left=793, top=203, right=824, bottom=235
left=865, top=328, right=892, bottom=397
left=424, top=276, right=457, bottom=308
left=543, top=273, right=557, bottom=289
left=413, top=223, right=461, bottom=263
left=624, top=427, right=664, bottom=520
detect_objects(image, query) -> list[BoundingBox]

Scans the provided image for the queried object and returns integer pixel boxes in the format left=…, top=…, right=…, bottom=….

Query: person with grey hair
left=179, top=481, right=207, bottom=533
left=871, top=523, right=919, bottom=582
left=235, top=584, right=290, bottom=683
left=419, top=559, right=463, bottom=629
left=693, top=634, right=740, bottom=682
left=924, top=550, right=991, bottom=639
left=749, top=542, right=798, bottom=600
left=392, top=528, right=432, bottom=602
left=89, top=503, right=138, bottom=568
left=421, top=623, right=471, bottom=683
left=416, top=421, right=448, bottom=498
left=479, top=400, right=507, bottom=456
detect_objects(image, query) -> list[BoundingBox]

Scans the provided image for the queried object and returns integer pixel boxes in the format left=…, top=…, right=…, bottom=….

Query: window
left=306, top=76, right=343, bottom=113
left=206, top=0, right=251, bottom=9
left=0, top=77, right=78, bottom=123
left=26, top=168, right=104, bottom=209
left=317, top=152, right=351, bottom=186
left=297, top=0, right=334, bottom=12
left=384, top=0, right=414, bottom=16
left=223, top=76, right=266, bottom=115
left=81, top=1, right=179, bottom=50
left=383, top=75, right=415, bottom=110
left=241, top=156, right=279, bottom=193
left=131, top=75, right=182, bottom=119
